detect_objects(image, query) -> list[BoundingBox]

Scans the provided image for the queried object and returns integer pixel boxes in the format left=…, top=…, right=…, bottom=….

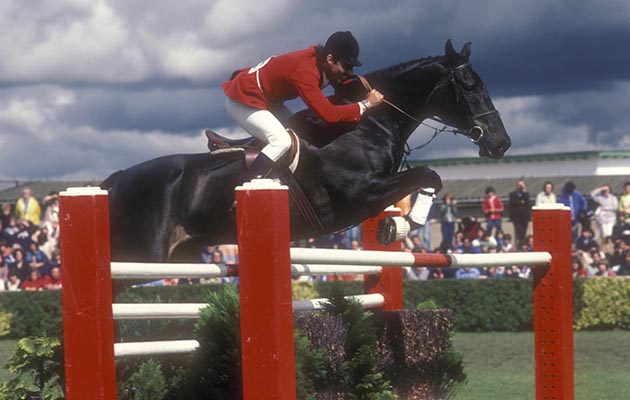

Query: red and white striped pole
left=59, top=187, right=117, bottom=400
left=532, top=204, right=574, bottom=400
left=362, top=207, right=403, bottom=311
left=236, top=179, right=296, bottom=400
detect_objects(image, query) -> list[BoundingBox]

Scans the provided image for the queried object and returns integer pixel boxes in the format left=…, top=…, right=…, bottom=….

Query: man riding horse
left=223, top=31, right=384, bottom=181
left=221, top=31, right=436, bottom=234
left=102, top=38, right=510, bottom=263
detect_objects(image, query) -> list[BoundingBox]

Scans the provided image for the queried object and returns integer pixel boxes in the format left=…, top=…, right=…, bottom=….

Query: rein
left=354, top=62, right=499, bottom=155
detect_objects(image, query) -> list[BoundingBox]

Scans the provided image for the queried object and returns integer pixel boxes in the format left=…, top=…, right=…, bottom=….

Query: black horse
left=103, top=40, right=510, bottom=263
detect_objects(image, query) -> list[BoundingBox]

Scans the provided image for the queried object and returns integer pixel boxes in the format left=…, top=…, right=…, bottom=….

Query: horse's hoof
left=377, top=216, right=398, bottom=245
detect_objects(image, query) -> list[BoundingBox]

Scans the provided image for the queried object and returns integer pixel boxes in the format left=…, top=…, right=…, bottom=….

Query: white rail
left=114, top=340, right=200, bottom=358
left=113, top=294, right=385, bottom=320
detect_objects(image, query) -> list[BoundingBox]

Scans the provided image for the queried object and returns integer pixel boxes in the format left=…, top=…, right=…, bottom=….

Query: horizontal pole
left=290, top=248, right=551, bottom=268
left=113, top=293, right=386, bottom=321
left=293, top=293, right=385, bottom=312
left=111, top=262, right=236, bottom=279
left=113, top=303, right=207, bottom=320
left=291, top=264, right=382, bottom=276
left=111, top=263, right=382, bottom=280
left=114, top=340, right=200, bottom=358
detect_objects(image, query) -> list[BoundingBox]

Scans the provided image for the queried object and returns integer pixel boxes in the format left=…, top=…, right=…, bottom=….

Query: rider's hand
left=365, top=89, right=384, bottom=107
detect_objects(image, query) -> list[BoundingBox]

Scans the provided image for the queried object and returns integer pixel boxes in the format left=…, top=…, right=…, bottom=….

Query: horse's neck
left=366, top=60, right=446, bottom=143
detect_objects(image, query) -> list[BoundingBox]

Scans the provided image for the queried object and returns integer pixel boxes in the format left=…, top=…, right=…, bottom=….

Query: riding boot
left=242, top=153, right=276, bottom=183
left=230, top=153, right=276, bottom=212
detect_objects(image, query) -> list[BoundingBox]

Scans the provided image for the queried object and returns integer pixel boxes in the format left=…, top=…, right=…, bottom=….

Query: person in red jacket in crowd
left=482, top=186, right=504, bottom=237
left=222, top=31, right=384, bottom=180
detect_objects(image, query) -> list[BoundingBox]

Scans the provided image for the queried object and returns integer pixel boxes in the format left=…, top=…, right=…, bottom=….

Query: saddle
left=205, top=129, right=300, bottom=173
left=204, top=129, right=322, bottom=232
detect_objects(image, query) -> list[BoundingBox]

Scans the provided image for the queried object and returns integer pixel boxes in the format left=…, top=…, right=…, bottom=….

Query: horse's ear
left=460, top=42, right=471, bottom=60
left=445, top=39, right=456, bottom=61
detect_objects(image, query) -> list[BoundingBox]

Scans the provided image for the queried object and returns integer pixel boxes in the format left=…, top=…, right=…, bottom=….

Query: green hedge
left=1, top=278, right=629, bottom=339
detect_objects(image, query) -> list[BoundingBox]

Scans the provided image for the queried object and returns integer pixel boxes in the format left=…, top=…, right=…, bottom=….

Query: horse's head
left=428, top=40, right=511, bottom=158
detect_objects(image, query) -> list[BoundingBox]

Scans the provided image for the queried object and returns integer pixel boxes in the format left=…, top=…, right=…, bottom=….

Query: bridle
left=425, top=62, right=499, bottom=144
left=354, top=61, right=500, bottom=152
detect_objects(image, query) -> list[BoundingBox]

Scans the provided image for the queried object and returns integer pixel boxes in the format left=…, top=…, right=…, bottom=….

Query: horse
left=102, top=40, right=510, bottom=263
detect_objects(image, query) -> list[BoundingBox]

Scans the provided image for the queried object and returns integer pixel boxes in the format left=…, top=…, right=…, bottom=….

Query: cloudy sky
left=1, top=0, right=628, bottom=180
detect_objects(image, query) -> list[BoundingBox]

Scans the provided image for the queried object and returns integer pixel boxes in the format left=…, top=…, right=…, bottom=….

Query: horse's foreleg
left=365, top=166, right=442, bottom=245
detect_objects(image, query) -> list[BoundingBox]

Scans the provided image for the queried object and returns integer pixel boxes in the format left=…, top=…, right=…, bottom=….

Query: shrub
left=119, top=359, right=167, bottom=400
left=0, top=336, right=65, bottom=400
left=574, top=278, right=630, bottom=330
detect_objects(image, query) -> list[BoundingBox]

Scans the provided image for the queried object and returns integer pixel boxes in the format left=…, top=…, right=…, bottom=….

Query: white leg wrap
left=408, top=188, right=435, bottom=225
left=390, top=216, right=411, bottom=241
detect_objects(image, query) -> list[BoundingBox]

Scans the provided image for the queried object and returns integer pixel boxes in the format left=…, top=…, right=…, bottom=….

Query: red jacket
left=222, top=46, right=361, bottom=124
left=482, top=194, right=504, bottom=220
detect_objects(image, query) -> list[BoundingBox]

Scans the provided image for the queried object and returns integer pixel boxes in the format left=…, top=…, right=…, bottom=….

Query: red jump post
left=236, top=179, right=297, bottom=400
left=59, top=187, right=117, bottom=400
left=532, top=205, right=574, bottom=400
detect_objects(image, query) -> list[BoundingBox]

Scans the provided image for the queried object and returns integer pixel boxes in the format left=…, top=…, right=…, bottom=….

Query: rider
left=222, top=31, right=384, bottom=180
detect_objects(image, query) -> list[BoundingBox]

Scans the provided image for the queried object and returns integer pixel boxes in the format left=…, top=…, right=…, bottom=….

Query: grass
left=0, top=331, right=628, bottom=397
left=0, top=339, right=17, bottom=384
left=451, top=331, right=630, bottom=400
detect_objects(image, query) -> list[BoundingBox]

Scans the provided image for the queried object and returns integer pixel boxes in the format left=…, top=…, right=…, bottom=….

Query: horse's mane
left=365, top=54, right=446, bottom=81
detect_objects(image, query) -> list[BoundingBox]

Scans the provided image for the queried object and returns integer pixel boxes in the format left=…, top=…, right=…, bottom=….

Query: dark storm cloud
left=0, top=0, right=628, bottom=179
left=56, top=86, right=230, bottom=134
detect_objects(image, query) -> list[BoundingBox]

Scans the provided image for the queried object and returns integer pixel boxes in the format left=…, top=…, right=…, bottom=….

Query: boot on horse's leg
left=377, top=188, right=436, bottom=245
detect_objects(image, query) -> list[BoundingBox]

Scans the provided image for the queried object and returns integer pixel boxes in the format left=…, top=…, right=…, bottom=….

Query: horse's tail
left=100, top=170, right=123, bottom=190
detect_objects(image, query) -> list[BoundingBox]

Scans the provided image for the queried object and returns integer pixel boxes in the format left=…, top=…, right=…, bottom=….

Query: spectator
left=42, top=191, right=60, bottom=226
left=0, top=203, right=11, bottom=229
left=559, top=181, right=587, bottom=242
left=572, top=257, right=587, bottom=278
left=25, top=241, right=50, bottom=277
left=7, top=248, right=29, bottom=282
left=611, top=213, right=630, bottom=245
left=501, top=233, right=515, bottom=252
left=593, top=261, right=616, bottom=277
left=14, top=188, right=42, bottom=226
left=456, top=237, right=481, bottom=254
left=438, top=193, right=458, bottom=249
left=509, top=179, right=532, bottom=248
left=482, top=186, right=504, bottom=236
left=14, top=220, right=33, bottom=250
left=430, top=267, right=445, bottom=280
left=406, top=265, right=430, bottom=280
left=576, top=229, right=596, bottom=252
left=218, top=244, right=239, bottom=265
left=42, top=266, right=62, bottom=290
left=3, top=217, right=19, bottom=244
left=21, top=269, right=45, bottom=291
left=618, top=181, right=630, bottom=217
left=0, top=260, right=8, bottom=289
left=615, top=252, right=630, bottom=276
left=459, top=216, right=481, bottom=241
left=503, top=265, right=521, bottom=278
left=5, top=272, right=21, bottom=291
left=455, top=267, right=480, bottom=279
left=472, top=227, right=497, bottom=250
left=535, top=181, right=557, bottom=206
left=590, top=185, right=618, bottom=242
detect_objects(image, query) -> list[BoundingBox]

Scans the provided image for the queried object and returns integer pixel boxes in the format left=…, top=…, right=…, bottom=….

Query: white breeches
left=225, top=97, right=292, bottom=162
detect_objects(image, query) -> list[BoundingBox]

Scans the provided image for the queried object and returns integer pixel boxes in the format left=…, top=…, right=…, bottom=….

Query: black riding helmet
left=324, top=31, right=362, bottom=68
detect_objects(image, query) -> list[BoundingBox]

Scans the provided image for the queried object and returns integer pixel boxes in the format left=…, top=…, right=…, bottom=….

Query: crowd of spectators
left=200, top=179, right=630, bottom=282
left=4, top=179, right=629, bottom=290
left=0, top=188, right=61, bottom=291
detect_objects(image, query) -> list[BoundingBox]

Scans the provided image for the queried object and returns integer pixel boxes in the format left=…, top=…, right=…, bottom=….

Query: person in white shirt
left=535, top=181, right=556, bottom=206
